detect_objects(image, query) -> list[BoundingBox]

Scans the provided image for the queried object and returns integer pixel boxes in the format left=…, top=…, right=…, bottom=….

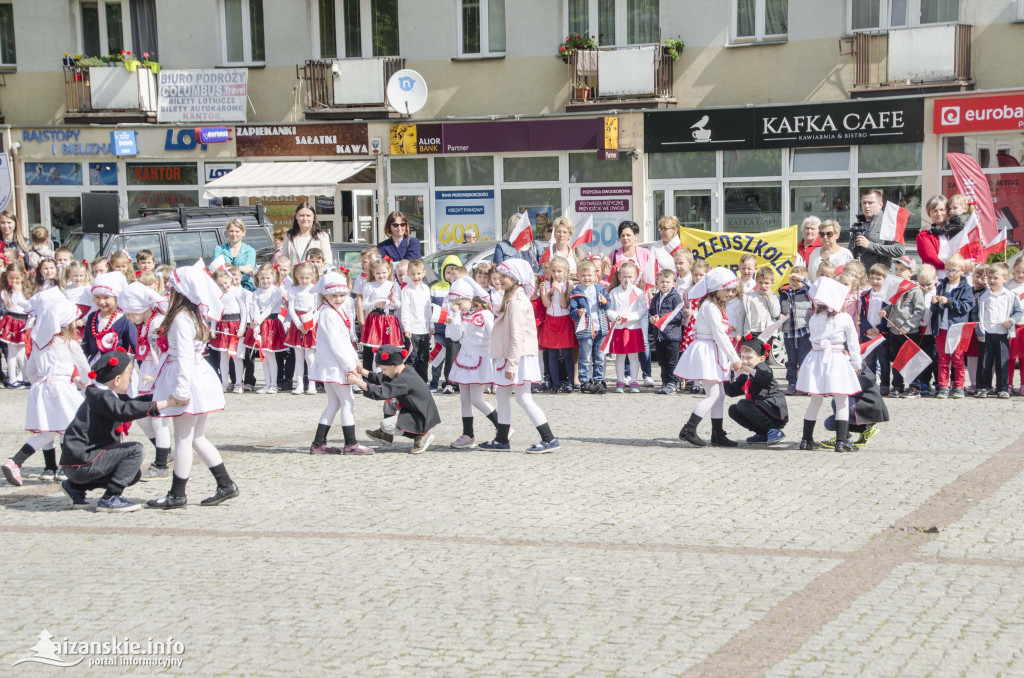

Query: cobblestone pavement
left=2, top=384, right=1024, bottom=676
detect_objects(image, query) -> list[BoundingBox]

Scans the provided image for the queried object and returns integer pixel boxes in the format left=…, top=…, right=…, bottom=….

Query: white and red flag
left=298, top=310, right=316, bottom=333
left=944, top=322, right=977, bottom=355
left=880, top=202, right=910, bottom=243
left=431, top=304, right=448, bottom=324
left=277, top=302, right=288, bottom=324
left=429, top=341, right=446, bottom=367
left=570, top=215, right=595, bottom=250
left=537, top=233, right=556, bottom=265
left=892, top=338, right=932, bottom=385
left=509, top=211, right=534, bottom=251
left=860, top=334, right=886, bottom=358
left=640, top=253, right=658, bottom=292
left=209, top=255, right=228, bottom=272
left=938, top=212, right=983, bottom=261
left=652, top=302, right=685, bottom=331
left=881, top=275, right=919, bottom=305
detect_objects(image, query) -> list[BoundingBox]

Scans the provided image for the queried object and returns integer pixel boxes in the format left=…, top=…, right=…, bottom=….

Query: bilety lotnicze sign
left=644, top=98, right=924, bottom=152
left=933, top=92, right=1024, bottom=134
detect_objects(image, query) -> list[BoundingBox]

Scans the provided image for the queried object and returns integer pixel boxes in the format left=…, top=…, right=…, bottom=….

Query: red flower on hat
left=115, top=425, right=124, bottom=435
left=380, top=352, right=390, bottom=361
left=108, top=357, right=118, bottom=366
left=744, top=333, right=754, bottom=340
left=400, top=349, right=408, bottom=358
left=87, top=370, right=97, bottom=379
left=764, top=343, right=771, bottom=351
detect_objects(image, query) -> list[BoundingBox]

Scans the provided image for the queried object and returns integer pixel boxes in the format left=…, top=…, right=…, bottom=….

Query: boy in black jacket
left=822, top=365, right=890, bottom=449
left=59, top=350, right=184, bottom=512
left=725, top=335, right=789, bottom=445
left=348, top=344, right=442, bottom=454
left=649, top=270, right=685, bottom=394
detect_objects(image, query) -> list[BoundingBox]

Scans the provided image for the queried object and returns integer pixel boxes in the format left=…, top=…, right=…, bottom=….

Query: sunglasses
left=820, top=232, right=836, bottom=237
left=392, top=222, right=407, bottom=227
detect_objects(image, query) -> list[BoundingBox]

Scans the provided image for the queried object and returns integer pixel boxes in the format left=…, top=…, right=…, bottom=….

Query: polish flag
left=570, top=215, right=595, bottom=250
left=227, top=335, right=239, bottom=358
left=429, top=342, right=446, bottom=367
left=431, top=304, right=448, bottom=324
left=938, top=212, right=983, bottom=261
left=756, top=316, right=788, bottom=343
left=298, top=309, right=316, bottom=332
left=599, top=320, right=621, bottom=354
left=509, top=211, right=534, bottom=251
left=652, top=302, right=685, bottom=330
left=881, top=275, right=919, bottom=305
left=945, top=322, right=977, bottom=355
left=209, top=255, right=228, bottom=272
left=892, top=338, right=932, bottom=385
left=880, top=202, right=911, bottom=243
left=538, top=234, right=556, bottom=265
left=193, top=258, right=209, bottom=275
left=575, top=311, right=588, bottom=334
left=277, top=302, right=288, bottom=324
left=640, top=252, right=658, bottom=292
left=860, top=334, right=886, bottom=358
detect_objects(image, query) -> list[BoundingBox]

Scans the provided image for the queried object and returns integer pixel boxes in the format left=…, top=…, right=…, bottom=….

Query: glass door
left=47, top=194, right=85, bottom=243
left=389, top=191, right=429, bottom=252
left=351, top=190, right=376, bottom=244
left=652, top=184, right=718, bottom=231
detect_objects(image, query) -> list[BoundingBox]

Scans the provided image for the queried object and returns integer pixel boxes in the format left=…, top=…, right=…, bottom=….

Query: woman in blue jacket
left=376, top=211, right=421, bottom=262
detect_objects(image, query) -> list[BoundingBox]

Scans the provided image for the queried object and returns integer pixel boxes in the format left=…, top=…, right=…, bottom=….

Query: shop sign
left=126, top=163, right=199, bottom=186
left=433, top=190, right=495, bottom=250
left=390, top=118, right=612, bottom=155
left=196, top=127, right=230, bottom=144
left=567, top=186, right=632, bottom=253
left=933, top=93, right=1024, bottom=134
left=204, top=163, right=237, bottom=184
left=165, top=128, right=208, bottom=151
left=128, top=190, right=199, bottom=218
left=18, top=129, right=115, bottom=157
left=157, top=69, right=248, bottom=123
left=645, top=98, right=924, bottom=152
left=110, top=130, right=137, bottom=156
left=251, top=196, right=309, bottom=230
left=236, top=124, right=369, bottom=157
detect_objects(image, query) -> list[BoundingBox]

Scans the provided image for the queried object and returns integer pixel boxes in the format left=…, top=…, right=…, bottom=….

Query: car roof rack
left=175, top=204, right=266, bottom=230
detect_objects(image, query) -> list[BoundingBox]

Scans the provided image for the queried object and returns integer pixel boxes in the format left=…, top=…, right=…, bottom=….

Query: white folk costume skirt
left=491, top=354, right=543, bottom=387
left=25, top=377, right=83, bottom=433
left=152, top=356, right=226, bottom=417
left=673, top=337, right=732, bottom=382
left=449, top=349, right=496, bottom=385
left=796, top=346, right=862, bottom=396
left=308, top=359, right=350, bottom=385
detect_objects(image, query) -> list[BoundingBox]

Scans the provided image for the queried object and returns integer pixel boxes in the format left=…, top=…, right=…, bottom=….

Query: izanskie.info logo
left=11, top=629, right=186, bottom=670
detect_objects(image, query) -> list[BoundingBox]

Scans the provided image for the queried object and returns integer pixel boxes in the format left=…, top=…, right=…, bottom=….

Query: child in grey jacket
left=880, top=256, right=926, bottom=396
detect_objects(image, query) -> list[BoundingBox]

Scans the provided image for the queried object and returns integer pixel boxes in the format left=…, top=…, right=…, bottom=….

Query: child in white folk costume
left=307, top=271, right=373, bottom=455
left=244, top=265, right=286, bottom=394
left=148, top=266, right=239, bottom=509
left=284, top=261, right=320, bottom=395
left=119, top=281, right=173, bottom=481
left=2, top=291, right=89, bottom=485
left=796, top=277, right=863, bottom=452
left=483, top=260, right=560, bottom=453
left=359, top=258, right=403, bottom=368
left=676, top=267, right=743, bottom=447
left=606, top=261, right=648, bottom=393
left=445, top=276, right=500, bottom=448
left=210, top=268, right=248, bottom=394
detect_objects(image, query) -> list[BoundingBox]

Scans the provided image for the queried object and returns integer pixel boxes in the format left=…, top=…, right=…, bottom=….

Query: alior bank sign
left=933, top=92, right=1024, bottom=134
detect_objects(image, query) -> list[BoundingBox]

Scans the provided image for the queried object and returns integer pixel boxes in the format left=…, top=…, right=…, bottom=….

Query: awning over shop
left=202, top=161, right=375, bottom=199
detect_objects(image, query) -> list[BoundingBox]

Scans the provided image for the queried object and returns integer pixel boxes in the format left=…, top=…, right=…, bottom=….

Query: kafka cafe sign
left=644, top=99, right=925, bottom=152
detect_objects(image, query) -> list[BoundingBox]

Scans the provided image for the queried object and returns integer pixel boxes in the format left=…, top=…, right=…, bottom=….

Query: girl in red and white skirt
left=359, top=258, right=403, bottom=367
left=210, top=269, right=249, bottom=394
left=606, top=261, right=647, bottom=393
left=0, top=260, right=33, bottom=388
left=284, top=261, right=320, bottom=396
left=539, top=255, right=577, bottom=392
left=244, top=264, right=287, bottom=394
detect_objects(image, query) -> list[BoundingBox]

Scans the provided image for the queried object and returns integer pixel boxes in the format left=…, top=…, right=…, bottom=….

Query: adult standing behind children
left=850, top=189, right=905, bottom=270
left=0, top=210, right=27, bottom=263
left=211, top=218, right=257, bottom=291
left=376, top=211, right=422, bottom=262
left=282, top=203, right=333, bottom=268
left=806, top=220, right=854, bottom=281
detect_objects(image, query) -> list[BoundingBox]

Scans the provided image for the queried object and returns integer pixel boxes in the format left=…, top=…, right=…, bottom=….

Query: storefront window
left=648, top=151, right=715, bottom=180
left=792, top=147, right=850, bottom=173
left=89, top=162, right=118, bottom=186
left=390, top=157, right=428, bottom=184
left=790, top=179, right=852, bottom=230
left=503, top=156, right=559, bottom=182
left=858, top=142, right=921, bottom=173
left=943, top=134, right=1024, bottom=170
left=26, top=162, right=82, bottom=186
left=568, top=152, right=631, bottom=183
left=723, top=183, right=782, bottom=232
left=723, top=149, right=781, bottom=178
left=434, top=156, right=494, bottom=186
left=500, top=188, right=562, bottom=236
left=127, top=190, right=199, bottom=218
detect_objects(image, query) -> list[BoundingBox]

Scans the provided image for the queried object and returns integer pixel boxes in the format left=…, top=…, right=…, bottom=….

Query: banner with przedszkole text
left=678, top=225, right=798, bottom=292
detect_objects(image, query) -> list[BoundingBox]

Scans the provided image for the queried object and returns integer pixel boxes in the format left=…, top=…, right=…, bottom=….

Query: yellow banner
left=679, top=225, right=799, bottom=292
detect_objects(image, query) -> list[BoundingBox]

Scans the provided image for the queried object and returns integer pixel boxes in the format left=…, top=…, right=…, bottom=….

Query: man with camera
left=850, top=189, right=905, bottom=270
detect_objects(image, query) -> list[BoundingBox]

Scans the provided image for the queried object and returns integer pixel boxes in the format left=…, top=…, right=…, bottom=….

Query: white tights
left=692, top=380, right=725, bottom=419
left=137, top=416, right=171, bottom=448
left=460, top=384, right=496, bottom=418
left=804, top=394, right=850, bottom=421
left=6, top=343, right=24, bottom=383
left=495, top=384, right=547, bottom=427
left=172, top=413, right=223, bottom=480
left=293, top=347, right=314, bottom=387
left=615, top=353, right=640, bottom=386
left=262, top=354, right=278, bottom=389
left=26, top=432, right=56, bottom=450
left=218, top=349, right=243, bottom=387
left=319, top=383, right=355, bottom=427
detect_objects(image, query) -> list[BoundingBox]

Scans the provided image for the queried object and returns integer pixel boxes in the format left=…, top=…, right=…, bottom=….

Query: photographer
left=850, top=189, right=905, bottom=271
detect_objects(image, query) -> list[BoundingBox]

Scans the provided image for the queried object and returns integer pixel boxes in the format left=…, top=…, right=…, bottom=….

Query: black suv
left=63, top=205, right=276, bottom=267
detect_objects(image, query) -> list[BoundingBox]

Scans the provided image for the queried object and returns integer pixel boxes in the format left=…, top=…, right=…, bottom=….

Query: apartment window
left=80, top=1, right=130, bottom=56
left=459, top=0, right=505, bottom=56
left=565, top=0, right=659, bottom=47
left=318, top=0, right=399, bottom=58
left=222, top=0, right=265, bottom=65
left=0, top=2, right=15, bottom=65
left=850, top=0, right=958, bottom=32
left=733, top=0, right=787, bottom=42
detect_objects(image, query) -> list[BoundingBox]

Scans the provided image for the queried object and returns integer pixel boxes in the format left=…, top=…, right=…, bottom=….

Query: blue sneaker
left=526, top=439, right=560, bottom=454
left=60, top=479, right=89, bottom=510
left=96, top=494, right=141, bottom=513
left=746, top=433, right=768, bottom=444
left=479, top=440, right=511, bottom=451
left=766, top=429, right=786, bottom=446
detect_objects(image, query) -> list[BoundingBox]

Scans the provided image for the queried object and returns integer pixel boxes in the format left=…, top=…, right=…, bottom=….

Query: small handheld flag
left=892, top=338, right=932, bottom=385
left=429, top=342, right=446, bottom=367
left=652, top=302, right=685, bottom=330
left=945, top=322, right=977, bottom=355
left=879, top=202, right=911, bottom=243
left=860, top=334, right=886, bottom=358
left=431, top=304, right=449, bottom=324
left=881, top=275, right=919, bottom=305
left=569, top=215, right=595, bottom=250
left=509, top=211, right=534, bottom=251
left=298, top=310, right=316, bottom=332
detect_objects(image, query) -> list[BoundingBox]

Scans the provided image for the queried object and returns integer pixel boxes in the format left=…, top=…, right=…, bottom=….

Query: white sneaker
left=292, top=386, right=304, bottom=395
left=306, top=386, right=317, bottom=395
left=232, top=385, right=244, bottom=394
left=643, top=376, right=656, bottom=388
left=255, top=386, right=269, bottom=394
left=267, top=387, right=279, bottom=394
left=223, top=384, right=231, bottom=393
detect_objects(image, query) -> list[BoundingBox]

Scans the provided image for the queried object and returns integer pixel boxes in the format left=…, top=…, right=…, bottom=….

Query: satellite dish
left=386, top=69, right=428, bottom=115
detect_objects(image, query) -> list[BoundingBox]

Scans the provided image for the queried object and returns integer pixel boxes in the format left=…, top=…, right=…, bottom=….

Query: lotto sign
left=433, top=190, right=496, bottom=251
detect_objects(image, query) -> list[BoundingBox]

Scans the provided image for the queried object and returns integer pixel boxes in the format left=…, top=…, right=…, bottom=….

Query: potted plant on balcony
left=559, top=34, right=597, bottom=59
left=663, top=36, right=685, bottom=60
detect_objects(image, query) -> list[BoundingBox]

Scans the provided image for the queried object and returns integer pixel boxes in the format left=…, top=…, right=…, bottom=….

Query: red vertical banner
left=947, top=152, right=999, bottom=247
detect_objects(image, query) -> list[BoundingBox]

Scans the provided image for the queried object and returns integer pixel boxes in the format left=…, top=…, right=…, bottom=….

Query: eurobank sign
left=933, top=92, right=1024, bottom=134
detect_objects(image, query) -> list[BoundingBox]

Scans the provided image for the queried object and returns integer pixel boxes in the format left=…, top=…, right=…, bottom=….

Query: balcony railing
left=851, top=24, right=972, bottom=93
left=62, top=64, right=157, bottom=122
left=298, top=57, right=406, bottom=119
left=568, top=47, right=675, bottom=109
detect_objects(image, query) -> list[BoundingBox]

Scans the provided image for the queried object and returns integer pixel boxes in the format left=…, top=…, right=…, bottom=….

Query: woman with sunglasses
left=806, top=219, right=854, bottom=281
left=376, top=211, right=421, bottom=262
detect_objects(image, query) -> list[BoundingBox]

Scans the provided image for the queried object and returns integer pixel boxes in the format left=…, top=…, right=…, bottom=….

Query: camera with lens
left=849, top=214, right=870, bottom=241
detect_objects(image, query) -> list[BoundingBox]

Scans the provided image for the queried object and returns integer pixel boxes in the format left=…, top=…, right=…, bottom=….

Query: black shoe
left=679, top=414, right=708, bottom=446
left=200, top=483, right=239, bottom=506
left=147, top=493, right=187, bottom=509
left=833, top=440, right=856, bottom=453
left=710, top=419, right=738, bottom=448
left=799, top=439, right=820, bottom=450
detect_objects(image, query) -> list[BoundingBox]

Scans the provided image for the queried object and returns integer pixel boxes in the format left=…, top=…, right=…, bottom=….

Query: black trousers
left=407, top=333, right=431, bottom=382
left=915, top=333, right=936, bottom=389
left=652, top=338, right=681, bottom=385
left=979, top=333, right=1010, bottom=393
left=863, top=333, right=891, bottom=390
left=277, top=347, right=295, bottom=389
left=62, top=442, right=143, bottom=495
left=888, top=333, right=909, bottom=390
left=728, top=400, right=783, bottom=435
